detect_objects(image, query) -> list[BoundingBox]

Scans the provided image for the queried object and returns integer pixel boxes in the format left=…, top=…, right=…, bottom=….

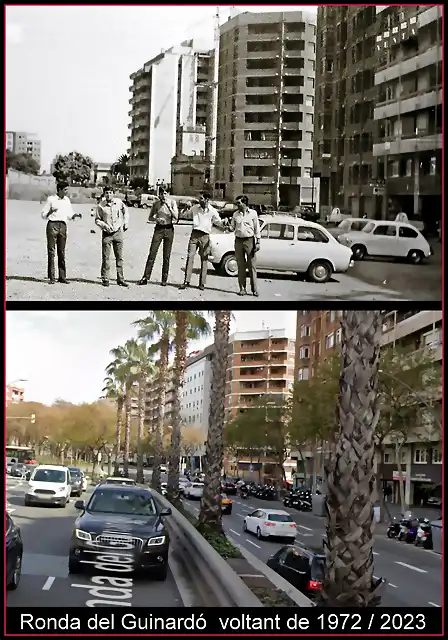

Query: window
left=299, top=346, right=310, bottom=359
left=372, top=224, right=397, bottom=237
left=296, top=226, right=329, bottom=243
left=305, top=95, right=314, bottom=107
left=308, top=77, right=314, bottom=88
left=330, top=311, right=336, bottom=322
left=432, top=447, right=442, bottom=464
left=399, top=226, right=418, bottom=238
left=335, top=328, right=342, bottom=344
left=312, top=341, right=320, bottom=357
left=429, top=157, right=437, bottom=176
left=325, top=332, right=334, bottom=349
left=383, top=450, right=392, bottom=464
left=261, top=223, right=295, bottom=240
left=405, top=159, right=412, bottom=177
left=300, top=325, right=311, bottom=337
left=297, top=367, right=309, bottom=381
left=413, top=448, right=427, bottom=464
left=303, top=167, right=312, bottom=178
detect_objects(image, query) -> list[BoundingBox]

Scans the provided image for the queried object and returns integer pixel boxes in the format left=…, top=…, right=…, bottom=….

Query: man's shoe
left=237, top=289, right=247, bottom=296
left=252, top=291, right=259, bottom=297
left=161, top=281, right=167, bottom=287
left=138, top=278, right=148, bottom=285
left=49, top=279, right=56, bottom=285
left=198, top=284, right=205, bottom=291
left=118, top=280, right=129, bottom=287
left=179, top=283, right=190, bottom=290
left=102, top=281, right=110, bottom=287
left=59, top=278, right=69, bottom=284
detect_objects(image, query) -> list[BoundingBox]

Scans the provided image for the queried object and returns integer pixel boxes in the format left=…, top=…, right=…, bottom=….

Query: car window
left=363, top=222, right=375, bottom=233
left=88, top=490, right=156, bottom=516
left=338, top=220, right=351, bottom=231
left=250, top=510, right=261, bottom=518
left=352, top=221, right=369, bottom=232
left=277, top=547, right=292, bottom=563
left=284, top=550, right=309, bottom=572
left=373, top=224, right=397, bottom=237
left=268, top=514, right=294, bottom=522
left=296, top=226, right=329, bottom=243
left=399, top=226, right=418, bottom=238
left=32, top=469, right=67, bottom=483
left=262, top=223, right=295, bottom=240
left=311, top=557, right=326, bottom=581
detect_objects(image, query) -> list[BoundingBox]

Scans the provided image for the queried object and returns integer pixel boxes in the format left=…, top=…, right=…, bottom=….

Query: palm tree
left=112, top=154, right=130, bottom=185
left=131, top=341, right=156, bottom=484
left=320, top=310, right=383, bottom=607
left=198, top=311, right=232, bottom=534
left=167, top=311, right=211, bottom=502
left=101, top=375, right=126, bottom=475
left=133, top=312, right=176, bottom=491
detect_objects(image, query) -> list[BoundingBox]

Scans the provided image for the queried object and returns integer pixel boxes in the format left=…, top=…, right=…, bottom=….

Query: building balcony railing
left=243, top=122, right=278, bottom=130
left=242, top=68, right=280, bottom=77
left=241, top=175, right=276, bottom=184
left=243, top=158, right=276, bottom=166
left=281, top=140, right=302, bottom=148
left=244, top=104, right=278, bottom=113
left=247, top=50, right=281, bottom=59
left=373, top=133, right=442, bottom=156
left=279, top=176, right=301, bottom=185
left=373, top=89, right=442, bottom=121
left=375, top=45, right=442, bottom=83
left=247, top=33, right=281, bottom=42
left=245, top=85, right=280, bottom=95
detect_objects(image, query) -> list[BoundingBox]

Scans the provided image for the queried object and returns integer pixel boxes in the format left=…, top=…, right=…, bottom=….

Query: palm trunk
left=321, top=310, right=383, bottom=607
left=168, top=312, right=187, bottom=503
left=114, top=397, right=124, bottom=475
left=123, top=393, right=132, bottom=476
left=136, top=374, right=146, bottom=484
left=151, top=337, right=169, bottom=492
left=198, top=311, right=231, bottom=534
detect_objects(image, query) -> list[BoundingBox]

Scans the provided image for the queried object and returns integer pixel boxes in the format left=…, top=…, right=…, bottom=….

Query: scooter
left=414, top=519, right=433, bottom=549
left=401, top=518, right=419, bottom=544
left=387, top=517, right=402, bottom=539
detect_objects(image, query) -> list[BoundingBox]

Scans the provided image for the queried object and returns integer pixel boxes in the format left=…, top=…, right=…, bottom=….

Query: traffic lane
left=7, top=487, right=183, bottom=608
left=226, top=499, right=441, bottom=608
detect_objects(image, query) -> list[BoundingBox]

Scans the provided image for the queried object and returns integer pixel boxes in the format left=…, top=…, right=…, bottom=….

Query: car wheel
left=7, top=554, right=22, bottom=590
left=141, top=203, right=148, bottom=209
left=154, top=564, right=168, bottom=581
left=220, top=254, right=238, bottom=277
left=307, top=260, right=333, bottom=283
left=352, top=244, right=366, bottom=260
left=243, top=520, right=248, bottom=532
left=407, top=249, right=424, bottom=265
left=68, top=555, right=82, bottom=574
left=256, top=527, right=263, bottom=540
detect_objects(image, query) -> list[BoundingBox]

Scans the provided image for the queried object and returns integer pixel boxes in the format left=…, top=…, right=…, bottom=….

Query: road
left=6, top=200, right=437, bottom=302
left=181, top=493, right=442, bottom=609
left=6, top=475, right=184, bottom=608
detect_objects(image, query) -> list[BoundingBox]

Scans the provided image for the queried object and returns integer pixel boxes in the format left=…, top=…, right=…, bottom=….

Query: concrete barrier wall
left=6, top=170, right=98, bottom=204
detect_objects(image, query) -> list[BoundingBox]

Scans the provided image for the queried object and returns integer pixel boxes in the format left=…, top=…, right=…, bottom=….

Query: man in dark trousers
left=229, top=195, right=261, bottom=296
left=138, top=187, right=178, bottom=286
left=41, top=181, right=82, bottom=284
left=95, top=186, right=129, bottom=287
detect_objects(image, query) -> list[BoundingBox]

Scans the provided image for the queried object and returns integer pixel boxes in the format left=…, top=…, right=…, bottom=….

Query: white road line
left=236, top=513, right=245, bottom=518
left=238, top=574, right=264, bottom=578
left=229, top=529, right=241, bottom=536
left=297, top=525, right=313, bottom=532
left=428, top=602, right=440, bottom=607
left=193, top=507, right=199, bottom=512
left=388, top=583, right=398, bottom=589
left=42, top=576, right=55, bottom=591
left=373, top=551, right=379, bottom=556
left=245, top=539, right=261, bottom=549
left=297, top=532, right=313, bottom=537
left=395, top=561, right=427, bottom=574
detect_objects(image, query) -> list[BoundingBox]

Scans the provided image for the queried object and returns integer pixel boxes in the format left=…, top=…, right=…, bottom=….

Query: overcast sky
left=6, top=5, right=317, bottom=171
left=6, top=310, right=297, bottom=405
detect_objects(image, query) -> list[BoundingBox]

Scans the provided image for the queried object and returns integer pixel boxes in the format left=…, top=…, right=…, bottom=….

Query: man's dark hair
left=103, top=185, right=113, bottom=193
left=236, top=195, right=249, bottom=205
left=56, top=181, right=69, bottom=192
left=200, top=191, right=211, bottom=200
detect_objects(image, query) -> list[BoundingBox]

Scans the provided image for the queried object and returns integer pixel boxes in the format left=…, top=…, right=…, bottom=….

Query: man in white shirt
left=179, top=191, right=225, bottom=290
left=95, top=186, right=130, bottom=287
left=41, top=181, right=82, bottom=284
left=229, top=195, right=261, bottom=296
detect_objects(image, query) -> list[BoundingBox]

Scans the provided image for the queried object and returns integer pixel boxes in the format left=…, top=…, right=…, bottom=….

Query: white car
left=81, top=473, right=88, bottom=492
left=161, top=482, right=168, bottom=496
left=25, top=465, right=72, bottom=507
left=101, top=477, right=136, bottom=487
left=209, top=215, right=353, bottom=283
left=244, top=509, right=297, bottom=541
left=184, top=482, right=204, bottom=500
left=338, top=220, right=432, bottom=264
left=329, top=217, right=373, bottom=240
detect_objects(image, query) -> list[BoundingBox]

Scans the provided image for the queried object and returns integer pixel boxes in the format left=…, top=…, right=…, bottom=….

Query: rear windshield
left=311, top=557, right=326, bottom=580
left=268, top=514, right=293, bottom=522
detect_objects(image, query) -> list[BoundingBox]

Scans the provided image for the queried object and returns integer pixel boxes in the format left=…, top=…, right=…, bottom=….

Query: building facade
left=294, top=309, right=343, bottom=381
left=181, top=345, right=214, bottom=433
left=128, top=41, right=214, bottom=187
left=6, top=131, right=41, bottom=168
left=6, top=385, right=25, bottom=406
left=373, top=6, right=442, bottom=231
left=215, top=11, right=318, bottom=207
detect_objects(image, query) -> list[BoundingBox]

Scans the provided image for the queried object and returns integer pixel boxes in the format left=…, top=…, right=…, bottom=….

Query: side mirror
left=160, top=508, right=172, bottom=516
left=74, top=500, right=85, bottom=510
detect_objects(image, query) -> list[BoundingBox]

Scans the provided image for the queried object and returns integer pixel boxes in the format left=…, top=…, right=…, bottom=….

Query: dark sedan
left=68, top=467, right=84, bottom=497
left=221, top=480, right=237, bottom=495
left=69, top=485, right=172, bottom=580
left=6, top=513, right=23, bottom=591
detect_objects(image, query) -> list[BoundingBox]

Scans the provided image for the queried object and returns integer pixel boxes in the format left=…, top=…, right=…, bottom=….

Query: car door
left=246, top=509, right=261, bottom=533
left=270, top=547, right=294, bottom=581
left=367, top=223, right=399, bottom=257
left=283, top=549, right=311, bottom=591
left=397, top=225, right=420, bottom=257
left=295, top=225, right=331, bottom=270
left=259, top=223, right=296, bottom=270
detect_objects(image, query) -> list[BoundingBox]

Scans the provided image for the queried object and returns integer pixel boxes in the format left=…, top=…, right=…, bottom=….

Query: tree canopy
left=6, top=150, right=40, bottom=175
left=52, top=151, right=94, bottom=186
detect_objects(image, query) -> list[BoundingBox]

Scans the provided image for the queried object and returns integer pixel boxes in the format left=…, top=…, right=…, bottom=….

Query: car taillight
left=307, top=580, right=322, bottom=591
left=289, top=523, right=297, bottom=528
left=264, top=521, right=276, bottom=526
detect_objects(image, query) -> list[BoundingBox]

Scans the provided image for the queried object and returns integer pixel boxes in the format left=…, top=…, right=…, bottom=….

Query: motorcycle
left=414, top=519, right=433, bottom=549
left=387, top=517, right=402, bottom=539
left=400, top=517, right=419, bottom=544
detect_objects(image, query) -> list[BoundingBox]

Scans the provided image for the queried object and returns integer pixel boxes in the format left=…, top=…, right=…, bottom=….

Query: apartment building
left=181, top=345, right=214, bottom=433
left=6, top=385, right=25, bottom=406
left=313, top=6, right=378, bottom=218
left=128, top=40, right=214, bottom=186
left=294, top=310, right=343, bottom=381
left=373, top=6, right=442, bottom=231
left=6, top=131, right=41, bottom=168
left=144, top=367, right=175, bottom=430
left=215, top=11, right=318, bottom=208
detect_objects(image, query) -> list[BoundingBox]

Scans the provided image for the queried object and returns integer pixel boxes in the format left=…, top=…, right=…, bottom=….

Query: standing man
left=138, top=187, right=178, bottom=286
left=95, top=186, right=129, bottom=287
left=229, top=195, right=261, bottom=296
left=180, top=191, right=225, bottom=291
left=41, top=181, right=82, bottom=284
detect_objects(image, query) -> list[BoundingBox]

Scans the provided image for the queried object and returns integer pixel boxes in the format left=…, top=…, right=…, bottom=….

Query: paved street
left=6, top=200, right=438, bottom=302
left=6, top=476, right=183, bottom=608
left=182, top=494, right=442, bottom=608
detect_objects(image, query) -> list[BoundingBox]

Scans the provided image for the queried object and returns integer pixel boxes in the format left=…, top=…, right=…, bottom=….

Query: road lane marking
left=373, top=551, right=379, bottom=555
left=229, top=529, right=241, bottom=536
left=388, top=583, right=398, bottom=588
left=236, top=514, right=245, bottom=518
left=298, top=525, right=313, bottom=532
left=245, top=539, right=261, bottom=549
left=192, top=507, right=199, bottom=512
left=428, top=602, right=440, bottom=607
left=297, top=532, right=313, bottom=537
left=238, top=574, right=264, bottom=578
left=395, top=561, right=427, bottom=573
left=42, top=576, right=55, bottom=590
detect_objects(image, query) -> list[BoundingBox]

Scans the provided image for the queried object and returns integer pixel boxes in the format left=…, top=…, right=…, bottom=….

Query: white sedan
left=209, top=215, right=353, bottom=283
left=338, top=220, right=432, bottom=264
left=184, top=482, right=204, bottom=499
left=244, top=509, right=297, bottom=541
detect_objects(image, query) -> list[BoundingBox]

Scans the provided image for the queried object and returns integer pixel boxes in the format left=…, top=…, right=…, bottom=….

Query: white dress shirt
left=95, top=197, right=129, bottom=233
left=190, top=204, right=223, bottom=234
left=41, top=195, right=77, bottom=223
left=231, top=208, right=261, bottom=242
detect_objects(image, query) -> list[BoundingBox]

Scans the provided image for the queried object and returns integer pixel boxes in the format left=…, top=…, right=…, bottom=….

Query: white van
left=24, top=465, right=72, bottom=507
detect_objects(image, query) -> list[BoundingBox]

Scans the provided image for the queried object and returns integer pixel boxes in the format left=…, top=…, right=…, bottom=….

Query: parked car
left=98, top=477, right=136, bottom=488
left=70, top=485, right=172, bottom=579
left=221, top=479, right=237, bottom=495
left=338, top=220, right=432, bottom=264
left=24, top=465, right=72, bottom=507
left=221, top=494, right=233, bottom=515
left=68, top=467, right=85, bottom=497
left=243, top=509, right=297, bottom=541
left=184, top=482, right=204, bottom=500
left=6, top=513, right=23, bottom=590
left=209, top=215, right=354, bottom=283
left=325, top=208, right=352, bottom=225
left=267, top=544, right=326, bottom=599
left=329, top=217, right=373, bottom=239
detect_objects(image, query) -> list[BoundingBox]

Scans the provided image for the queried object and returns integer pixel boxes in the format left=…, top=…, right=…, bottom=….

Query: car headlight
left=75, top=529, right=92, bottom=541
left=147, top=536, right=166, bottom=546
left=57, top=486, right=67, bottom=492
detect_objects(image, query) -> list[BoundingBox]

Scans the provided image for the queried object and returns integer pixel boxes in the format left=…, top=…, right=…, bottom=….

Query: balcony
left=245, top=85, right=279, bottom=95
left=279, top=177, right=301, bottom=185
left=247, top=50, right=281, bottom=59
left=281, top=122, right=301, bottom=130
left=373, top=90, right=442, bottom=121
left=281, top=140, right=302, bottom=148
left=243, top=158, right=276, bottom=166
left=247, top=33, right=281, bottom=42
left=375, top=45, right=442, bottom=84
left=242, top=175, right=276, bottom=184
left=280, top=158, right=301, bottom=167
left=244, top=122, right=278, bottom=130
left=245, top=104, right=277, bottom=112
left=244, top=139, right=277, bottom=148
left=284, top=31, right=305, bottom=40
left=281, top=103, right=303, bottom=112
left=242, top=68, right=280, bottom=77
left=283, top=68, right=303, bottom=76
left=373, top=133, right=442, bottom=156
left=418, top=5, right=442, bottom=28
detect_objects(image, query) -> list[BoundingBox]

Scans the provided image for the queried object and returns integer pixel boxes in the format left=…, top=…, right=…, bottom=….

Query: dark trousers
left=46, top=221, right=67, bottom=281
left=143, top=224, right=174, bottom=283
left=184, top=229, right=210, bottom=286
left=235, top=236, right=258, bottom=293
left=101, top=229, right=124, bottom=282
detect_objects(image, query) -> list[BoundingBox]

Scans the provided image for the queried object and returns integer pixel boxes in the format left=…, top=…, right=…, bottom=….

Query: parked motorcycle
left=387, top=517, right=402, bottom=539
left=399, top=517, right=419, bottom=543
left=414, top=518, right=433, bottom=549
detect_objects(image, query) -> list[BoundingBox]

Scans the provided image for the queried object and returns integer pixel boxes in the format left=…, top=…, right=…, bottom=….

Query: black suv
left=267, top=544, right=325, bottom=598
left=69, top=484, right=172, bottom=580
